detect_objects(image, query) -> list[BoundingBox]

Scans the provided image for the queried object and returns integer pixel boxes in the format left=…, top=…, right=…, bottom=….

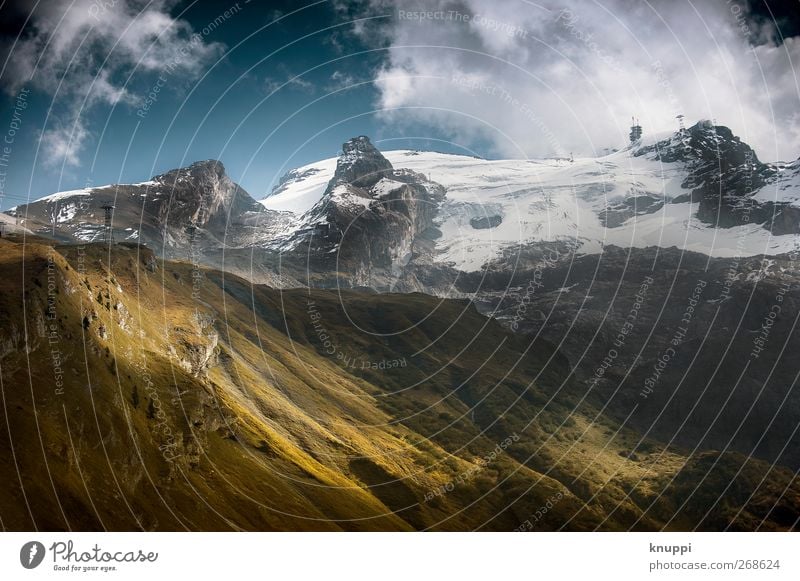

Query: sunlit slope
left=0, top=238, right=796, bottom=530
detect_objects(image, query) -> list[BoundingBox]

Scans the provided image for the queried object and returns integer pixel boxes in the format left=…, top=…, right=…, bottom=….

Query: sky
left=0, top=0, right=798, bottom=207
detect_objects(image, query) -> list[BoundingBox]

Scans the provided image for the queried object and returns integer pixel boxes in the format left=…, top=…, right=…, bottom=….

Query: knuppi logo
left=20, top=541, right=46, bottom=569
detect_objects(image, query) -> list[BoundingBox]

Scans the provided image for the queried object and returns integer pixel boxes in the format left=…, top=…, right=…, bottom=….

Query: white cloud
left=264, top=74, right=315, bottom=95
left=41, top=124, right=89, bottom=169
left=326, top=70, right=358, bottom=91
left=4, top=0, right=225, bottom=167
left=365, top=0, right=800, bottom=162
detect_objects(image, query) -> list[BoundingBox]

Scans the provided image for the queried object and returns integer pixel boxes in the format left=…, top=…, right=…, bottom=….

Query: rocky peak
left=150, top=159, right=259, bottom=228
left=154, top=159, right=227, bottom=190
left=333, top=136, right=393, bottom=188
left=634, top=121, right=776, bottom=196
left=288, top=136, right=446, bottom=288
left=635, top=121, right=769, bottom=176
left=636, top=121, right=789, bottom=230
left=687, top=122, right=761, bottom=165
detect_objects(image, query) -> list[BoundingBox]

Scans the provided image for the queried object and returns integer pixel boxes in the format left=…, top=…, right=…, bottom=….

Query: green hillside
left=0, top=237, right=796, bottom=531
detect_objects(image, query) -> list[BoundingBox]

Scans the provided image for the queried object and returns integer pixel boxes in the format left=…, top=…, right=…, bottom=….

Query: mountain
left=261, top=122, right=800, bottom=279
left=3, top=122, right=800, bottom=532
left=273, top=136, right=446, bottom=288
left=1, top=235, right=797, bottom=531
left=8, top=122, right=799, bottom=289
left=6, top=160, right=288, bottom=256
left=634, top=121, right=800, bottom=232
left=470, top=246, right=800, bottom=472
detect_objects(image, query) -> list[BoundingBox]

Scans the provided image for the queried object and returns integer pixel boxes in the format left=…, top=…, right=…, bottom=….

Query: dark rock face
left=637, top=122, right=765, bottom=168
left=469, top=245, right=800, bottom=471
left=470, top=215, right=502, bottom=229
left=767, top=202, right=800, bottom=235
left=332, top=136, right=393, bottom=188
left=635, top=121, right=799, bottom=233
left=284, top=137, right=446, bottom=289
left=150, top=160, right=261, bottom=231
left=8, top=159, right=284, bottom=256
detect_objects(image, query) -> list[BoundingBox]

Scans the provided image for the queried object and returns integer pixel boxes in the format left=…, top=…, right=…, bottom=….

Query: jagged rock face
left=6, top=159, right=282, bottom=256
left=333, top=135, right=393, bottom=188
left=150, top=160, right=260, bottom=231
left=288, top=138, right=446, bottom=288
left=637, top=122, right=765, bottom=168
left=635, top=121, right=795, bottom=231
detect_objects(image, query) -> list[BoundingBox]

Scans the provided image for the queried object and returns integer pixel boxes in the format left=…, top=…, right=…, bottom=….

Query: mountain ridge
left=258, top=122, right=800, bottom=276
left=6, top=122, right=800, bottom=291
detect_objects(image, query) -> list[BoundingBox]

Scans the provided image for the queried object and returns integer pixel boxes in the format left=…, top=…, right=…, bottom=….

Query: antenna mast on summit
left=629, top=117, right=643, bottom=143
left=100, top=204, right=115, bottom=244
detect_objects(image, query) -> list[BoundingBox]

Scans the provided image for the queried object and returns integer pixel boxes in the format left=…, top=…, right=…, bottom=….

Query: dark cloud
left=746, top=0, right=800, bottom=43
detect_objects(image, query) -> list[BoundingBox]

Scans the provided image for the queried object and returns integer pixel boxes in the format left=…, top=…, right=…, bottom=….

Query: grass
left=0, top=237, right=796, bottom=531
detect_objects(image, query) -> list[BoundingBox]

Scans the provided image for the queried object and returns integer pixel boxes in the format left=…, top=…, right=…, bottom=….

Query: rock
left=333, top=136, right=393, bottom=188
left=470, top=215, right=503, bottom=229
left=634, top=121, right=785, bottom=230
left=279, top=138, right=446, bottom=290
left=144, top=254, right=157, bottom=272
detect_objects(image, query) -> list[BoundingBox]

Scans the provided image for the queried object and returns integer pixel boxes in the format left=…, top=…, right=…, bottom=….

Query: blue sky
left=0, top=0, right=798, bottom=207
left=0, top=0, right=474, bottom=208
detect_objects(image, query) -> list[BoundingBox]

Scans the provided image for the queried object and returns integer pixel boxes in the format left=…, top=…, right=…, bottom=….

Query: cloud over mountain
left=357, top=0, right=800, bottom=162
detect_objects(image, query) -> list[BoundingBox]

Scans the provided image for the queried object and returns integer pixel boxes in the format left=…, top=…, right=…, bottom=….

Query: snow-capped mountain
left=262, top=136, right=445, bottom=287
left=6, top=121, right=799, bottom=286
left=6, top=160, right=275, bottom=253
left=261, top=122, right=800, bottom=272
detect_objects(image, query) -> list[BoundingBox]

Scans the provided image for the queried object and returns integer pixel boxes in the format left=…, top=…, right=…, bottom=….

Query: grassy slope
left=0, top=238, right=796, bottom=531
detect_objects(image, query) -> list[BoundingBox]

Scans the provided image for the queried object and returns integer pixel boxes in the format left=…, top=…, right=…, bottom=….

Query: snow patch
left=329, top=184, right=372, bottom=209
left=37, top=188, right=94, bottom=203
left=260, top=157, right=338, bottom=214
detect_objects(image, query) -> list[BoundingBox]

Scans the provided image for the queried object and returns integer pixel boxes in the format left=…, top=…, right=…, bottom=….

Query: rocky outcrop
left=150, top=160, right=261, bottom=231
left=332, top=135, right=393, bottom=188
left=286, top=137, right=446, bottom=289
left=470, top=215, right=503, bottom=229
left=634, top=121, right=797, bottom=232
left=6, top=159, right=292, bottom=258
